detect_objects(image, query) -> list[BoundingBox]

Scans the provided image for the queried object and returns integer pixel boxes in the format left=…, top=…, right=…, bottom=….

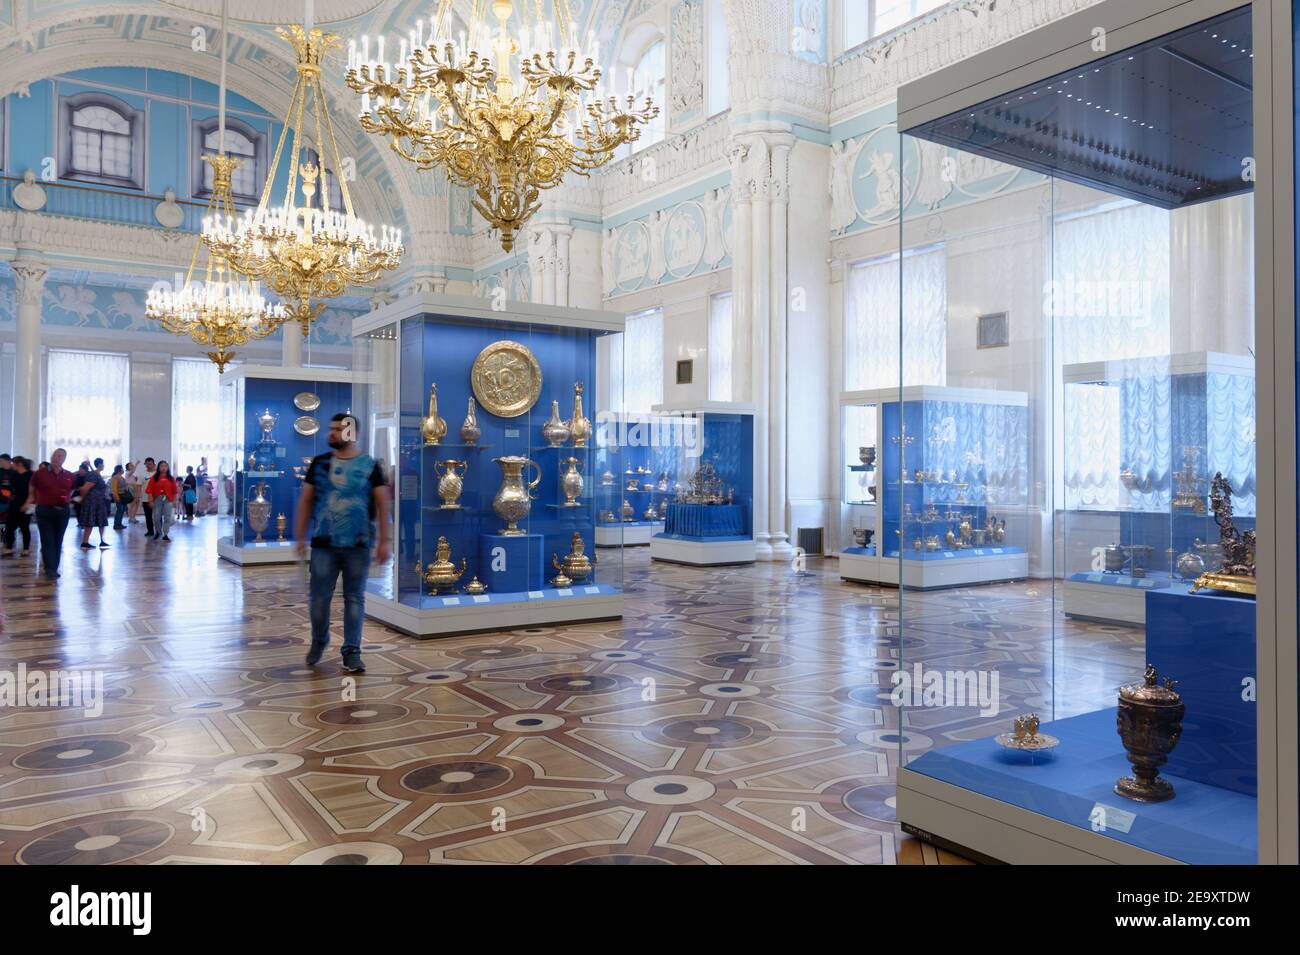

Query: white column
left=11, top=258, right=48, bottom=458
left=767, top=137, right=795, bottom=561
left=281, top=319, right=303, bottom=368
left=750, top=140, right=773, bottom=560
left=729, top=151, right=754, bottom=404
left=555, top=226, right=573, bottom=307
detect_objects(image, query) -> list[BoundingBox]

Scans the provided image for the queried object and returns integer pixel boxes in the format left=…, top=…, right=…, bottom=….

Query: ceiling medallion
left=471, top=341, right=543, bottom=418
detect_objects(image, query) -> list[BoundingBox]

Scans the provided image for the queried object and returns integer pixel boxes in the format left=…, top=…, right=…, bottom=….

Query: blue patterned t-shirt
left=306, top=452, right=385, bottom=548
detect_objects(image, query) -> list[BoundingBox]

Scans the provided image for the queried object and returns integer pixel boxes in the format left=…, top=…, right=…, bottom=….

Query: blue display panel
left=232, top=375, right=350, bottom=547
left=651, top=411, right=754, bottom=544
left=1062, top=355, right=1256, bottom=611
left=886, top=395, right=1028, bottom=561
left=594, top=413, right=678, bottom=532
left=391, top=311, right=621, bottom=607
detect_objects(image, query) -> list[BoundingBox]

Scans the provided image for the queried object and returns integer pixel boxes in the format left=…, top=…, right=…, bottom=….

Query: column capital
left=10, top=257, right=50, bottom=304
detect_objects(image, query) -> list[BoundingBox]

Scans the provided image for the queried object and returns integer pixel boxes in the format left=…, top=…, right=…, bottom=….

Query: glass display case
left=1062, top=352, right=1256, bottom=624
left=648, top=403, right=755, bottom=566
left=839, top=387, right=1029, bottom=588
left=891, top=0, right=1261, bottom=864
left=593, top=412, right=675, bottom=547
left=216, top=366, right=353, bottom=565
left=352, top=294, right=625, bottom=637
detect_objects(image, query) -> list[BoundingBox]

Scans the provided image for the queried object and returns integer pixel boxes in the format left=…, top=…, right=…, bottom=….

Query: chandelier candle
left=346, top=0, right=658, bottom=252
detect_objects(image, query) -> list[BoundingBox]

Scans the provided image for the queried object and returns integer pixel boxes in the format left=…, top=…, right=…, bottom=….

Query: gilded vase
left=246, top=481, right=271, bottom=542
left=559, top=456, right=584, bottom=506
left=1115, top=665, right=1185, bottom=803
left=459, top=397, right=481, bottom=445
left=568, top=382, right=591, bottom=447
left=542, top=399, right=570, bottom=447
left=491, top=455, right=541, bottom=535
left=421, top=383, right=447, bottom=446
left=553, top=531, right=595, bottom=583
left=437, top=460, right=467, bottom=509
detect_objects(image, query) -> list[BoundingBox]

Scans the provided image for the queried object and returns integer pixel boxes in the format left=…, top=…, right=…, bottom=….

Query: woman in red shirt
left=145, top=460, right=179, bottom=541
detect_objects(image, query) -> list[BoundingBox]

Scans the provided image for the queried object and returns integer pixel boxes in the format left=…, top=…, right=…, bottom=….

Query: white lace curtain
left=608, top=308, right=664, bottom=414
left=44, top=349, right=131, bottom=467
left=1054, top=200, right=1171, bottom=509
left=708, top=292, right=733, bottom=401
left=173, top=358, right=240, bottom=475
left=845, top=246, right=947, bottom=391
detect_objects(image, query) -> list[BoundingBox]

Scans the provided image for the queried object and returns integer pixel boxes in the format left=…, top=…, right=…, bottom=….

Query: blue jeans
left=113, top=501, right=128, bottom=528
left=309, top=545, right=369, bottom=655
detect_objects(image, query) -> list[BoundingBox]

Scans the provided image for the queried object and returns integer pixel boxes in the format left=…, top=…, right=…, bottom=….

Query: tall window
left=61, top=94, right=143, bottom=188
left=608, top=308, right=665, bottom=413
left=304, top=148, right=345, bottom=211
left=45, top=350, right=131, bottom=467
left=844, top=247, right=947, bottom=390
left=173, top=358, right=241, bottom=475
left=631, top=40, right=666, bottom=152
left=194, top=117, right=264, bottom=201
left=707, top=0, right=731, bottom=116
left=1054, top=200, right=1172, bottom=510
left=708, top=292, right=733, bottom=401
left=843, top=0, right=950, bottom=51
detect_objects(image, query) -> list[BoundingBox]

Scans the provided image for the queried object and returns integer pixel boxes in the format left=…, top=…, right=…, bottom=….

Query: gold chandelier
left=345, top=0, right=659, bottom=252
left=148, top=154, right=287, bottom=372
left=204, top=22, right=404, bottom=336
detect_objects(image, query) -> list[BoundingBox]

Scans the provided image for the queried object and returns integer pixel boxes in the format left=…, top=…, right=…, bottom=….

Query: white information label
left=1089, top=802, right=1136, bottom=834
left=583, top=586, right=600, bottom=595
left=557, top=588, right=573, bottom=596
left=527, top=591, right=545, bottom=599
left=472, top=595, right=490, bottom=604
left=442, top=597, right=461, bottom=606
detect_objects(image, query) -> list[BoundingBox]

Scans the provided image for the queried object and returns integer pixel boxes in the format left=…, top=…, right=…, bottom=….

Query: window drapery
left=708, top=292, right=733, bottom=401
left=845, top=246, right=947, bottom=391
left=44, top=350, right=131, bottom=468
left=608, top=308, right=664, bottom=414
left=172, top=358, right=240, bottom=476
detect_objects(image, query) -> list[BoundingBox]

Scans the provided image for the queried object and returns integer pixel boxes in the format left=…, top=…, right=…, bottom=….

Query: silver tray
left=293, top=415, right=320, bottom=436
left=293, top=391, right=321, bottom=412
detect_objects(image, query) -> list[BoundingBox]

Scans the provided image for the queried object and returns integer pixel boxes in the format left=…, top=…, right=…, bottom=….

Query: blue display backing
left=906, top=708, right=1256, bottom=864
left=883, top=397, right=1028, bottom=555
left=394, top=312, right=620, bottom=604
left=1146, top=588, right=1257, bottom=796
left=234, top=376, right=351, bottom=546
left=651, top=411, right=754, bottom=543
left=594, top=413, right=679, bottom=532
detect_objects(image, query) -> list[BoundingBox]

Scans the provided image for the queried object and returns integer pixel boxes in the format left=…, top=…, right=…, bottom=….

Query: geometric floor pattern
left=0, top=517, right=1142, bottom=864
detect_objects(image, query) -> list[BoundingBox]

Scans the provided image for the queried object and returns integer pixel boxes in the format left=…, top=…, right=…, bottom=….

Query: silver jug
left=491, top=455, right=541, bottom=535
left=437, top=459, right=467, bottom=509
left=559, top=456, right=584, bottom=507
left=459, top=398, right=481, bottom=445
left=542, top=399, right=570, bottom=447
left=246, top=481, right=271, bottom=542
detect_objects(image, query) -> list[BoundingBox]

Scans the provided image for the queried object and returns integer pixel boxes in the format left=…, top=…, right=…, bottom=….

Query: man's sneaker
left=341, top=654, right=366, bottom=674
left=305, top=643, right=327, bottom=666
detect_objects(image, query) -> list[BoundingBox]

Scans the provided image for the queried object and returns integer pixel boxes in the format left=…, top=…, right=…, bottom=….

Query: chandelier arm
left=309, top=70, right=331, bottom=215
left=316, top=71, right=357, bottom=219
left=285, top=66, right=310, bottom=212
left=258, top=73, right=302, bottom=212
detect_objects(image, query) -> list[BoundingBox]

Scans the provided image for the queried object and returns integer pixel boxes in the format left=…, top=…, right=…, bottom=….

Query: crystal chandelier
left=204, top=16, right=404, bottom=336
left=147, top=0, right=284, bottom=372
left=345, top=0, right=659, bottom=252
left=148, top=155, right=287, bottom=372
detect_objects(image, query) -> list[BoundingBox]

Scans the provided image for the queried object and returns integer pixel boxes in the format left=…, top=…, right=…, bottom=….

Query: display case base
left=649, top=534, right=756, bottom=566
left=898, top=709, right=1256, bottom=864
left=364, top=587, right=623, bottom=638
left=1062, top=575, right=1177, bottom=625
left=595, top=522, right=662, bottom=547
left=841, top=549, right=1028, bottom=589
left=217, top=536, right=301, bottom=566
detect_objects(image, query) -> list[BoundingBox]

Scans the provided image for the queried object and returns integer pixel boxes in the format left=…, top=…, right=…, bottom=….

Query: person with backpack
left=182, top=466, right=198, bottom=521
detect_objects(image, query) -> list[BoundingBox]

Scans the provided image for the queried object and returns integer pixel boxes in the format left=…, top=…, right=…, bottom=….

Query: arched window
left=60, top=93, right=144, bottom=188
left=630, top=39, right=666, bottom=153
left=193, top=116, right=265, bottom=201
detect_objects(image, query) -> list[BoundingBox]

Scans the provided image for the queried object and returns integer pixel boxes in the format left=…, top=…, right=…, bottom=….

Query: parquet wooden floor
left=0, top=515, right=1138, bottom=864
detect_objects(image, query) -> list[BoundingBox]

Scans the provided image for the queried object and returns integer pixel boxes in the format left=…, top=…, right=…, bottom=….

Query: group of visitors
left=0, top=450, right=219, bottom=577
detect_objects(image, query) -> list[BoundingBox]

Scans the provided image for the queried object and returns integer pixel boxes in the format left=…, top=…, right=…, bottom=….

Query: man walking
left=26, top=447, right=75, bottom=578
left=139, top=457, right=156, bottom=536
left=295, top=414, right=390, bottom=674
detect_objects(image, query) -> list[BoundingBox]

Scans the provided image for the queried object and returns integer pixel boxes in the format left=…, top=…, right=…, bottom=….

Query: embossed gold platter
left=471, top=340, right=543, bottom=418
